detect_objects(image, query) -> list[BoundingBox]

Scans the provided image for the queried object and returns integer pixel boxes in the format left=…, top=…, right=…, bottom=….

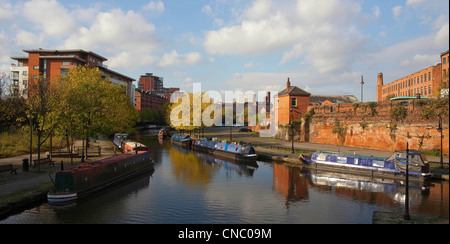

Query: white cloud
left=244, top=62, right=260, bottom=68
left=400, top=54, right=439, bottom=67
left=158, top=50, right=202, bottom=68
left=64, top=9, right=158, bottom=52
left=204, top=12, right=303, bottom=55
left=392, top=6, right=403, bottom=17
left=434, top=23, right=449, bottom=47
left=406, top=0, right=427, bottom=6
left=0, top=31, right=12, bottom=65
left=0, top=0, right=14, bottom=19
left=204, top=0, right=369, bottom=74
left=15, top=30, right=43, bottom=47
left=143, top=1, right=165, bottom=13
left=23, top=0, right=76, bottom=36
left=245, top=0, right=272, bottom=20
left=372, top=6, right=380, bottom=18
left=108, top=51, right=157, bottom=71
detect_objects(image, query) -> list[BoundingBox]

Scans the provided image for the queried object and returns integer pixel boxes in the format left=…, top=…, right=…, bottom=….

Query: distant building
left=277, top=78, right=311, bottom=125
left=138, top=73, right=179, bottom=100
left=309, top=95, right=359, bottom=106
left=377, top=50, right=449, bottom=101
left=134, top=88, right=168, bottom=111
left=10, top=49, right=135, bottom=103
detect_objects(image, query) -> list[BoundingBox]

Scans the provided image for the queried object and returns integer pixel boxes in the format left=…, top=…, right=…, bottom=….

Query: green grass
left=0, top=128, right=67, bottom=158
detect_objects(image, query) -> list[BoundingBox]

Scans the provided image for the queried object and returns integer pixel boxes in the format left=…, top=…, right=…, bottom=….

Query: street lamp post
left=290, top=108, right=294, bottom=154
left=437, top=115, right=443, bottom=169
left=360, top=75, right=364, bottom=103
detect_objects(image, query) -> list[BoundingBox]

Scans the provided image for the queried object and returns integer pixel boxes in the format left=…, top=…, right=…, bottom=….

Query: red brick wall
left=278, top=95, right=310, bottom=125
left=306, top=100, right=449, bottom=153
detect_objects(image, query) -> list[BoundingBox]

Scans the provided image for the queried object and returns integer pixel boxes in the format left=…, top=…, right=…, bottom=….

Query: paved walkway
left=0, top=138, right=118, bottom=198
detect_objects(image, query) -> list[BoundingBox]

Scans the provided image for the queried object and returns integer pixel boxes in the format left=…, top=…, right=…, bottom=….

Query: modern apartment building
left=377, top=50, right=449, bottom=101
left=138, top=73, right=179, bottom=100
left=10, top=49, right=135, bottom=103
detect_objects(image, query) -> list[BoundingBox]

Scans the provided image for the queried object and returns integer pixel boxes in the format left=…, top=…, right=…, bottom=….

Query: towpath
left=0, top=138, right=118, bottom=219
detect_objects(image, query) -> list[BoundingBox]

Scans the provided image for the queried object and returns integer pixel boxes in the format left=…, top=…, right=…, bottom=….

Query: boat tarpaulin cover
left=386, top=149, right=428, bottom=173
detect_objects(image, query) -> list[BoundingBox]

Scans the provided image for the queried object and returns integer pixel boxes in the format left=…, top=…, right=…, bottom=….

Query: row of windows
left=383, top=72, right=432, bottom=94
left=396, top=85, right=432, bottom=97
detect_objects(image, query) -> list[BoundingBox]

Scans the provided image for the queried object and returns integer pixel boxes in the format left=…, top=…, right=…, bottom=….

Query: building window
left=444, top=57, right=447, bottom=64
left=23, top=71, right=27, bottom=76
left=62, top=61, right=70, bottom=66
left=60, top=68, right=69, bottom=77
left=425, top=86, right=427, bottom=95
left=33, top=66, right=39, bottom=70
left=291, top=98, right=297, bottom=107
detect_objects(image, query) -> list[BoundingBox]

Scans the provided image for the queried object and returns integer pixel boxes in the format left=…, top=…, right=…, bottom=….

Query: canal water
left=1, top=133, right=448, bottom=224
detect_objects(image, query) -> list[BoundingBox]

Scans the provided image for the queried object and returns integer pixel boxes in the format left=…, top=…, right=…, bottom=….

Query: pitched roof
left=309, top=95, right=359, bottom=105
left=278, top=86, right=311, bottom=97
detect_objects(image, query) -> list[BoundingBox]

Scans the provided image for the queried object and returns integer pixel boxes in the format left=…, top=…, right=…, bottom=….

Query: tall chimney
left=377, top=72, right=384, bottom=102
left=287, top=78, right=291, bottom=89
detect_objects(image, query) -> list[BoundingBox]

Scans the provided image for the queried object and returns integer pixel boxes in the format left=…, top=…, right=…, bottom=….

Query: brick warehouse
left=377, top=50, right=449, bottom=102
left=10, top=49, right=135, bottom=103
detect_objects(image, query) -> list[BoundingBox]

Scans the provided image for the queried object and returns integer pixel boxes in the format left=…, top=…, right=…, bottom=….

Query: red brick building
left=377, top=50, right=449, bottom=101
left=138, top=73, right=179, bottom=100
left=134, top=88, right=168, bottom=111
left=277, top=78, right=311, bottom=125
left=10, top=49, right=135, bottom=102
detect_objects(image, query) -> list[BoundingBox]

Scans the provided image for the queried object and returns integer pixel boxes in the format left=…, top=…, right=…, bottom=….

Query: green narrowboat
left=48, top=151, right=153, bottom=205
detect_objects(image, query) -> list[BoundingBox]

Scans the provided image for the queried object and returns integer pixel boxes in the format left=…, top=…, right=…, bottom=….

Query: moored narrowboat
left=171, top=134, right=191, bottom=147
left=299, top=150, right=431, bottom=181
left=113, top=133, right=129, bottom=149
left=47, top=151, right=153, bottom=205
left=192, top=138, right=257, bottom=161
left=122, top=140, right=149, bottom=154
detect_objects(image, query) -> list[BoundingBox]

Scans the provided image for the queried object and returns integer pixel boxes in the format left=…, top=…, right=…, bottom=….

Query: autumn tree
left=168, top=92, right=216, bottom=133
left=26, top=76, right=61, bottom=171
left=58, top=66, right=137, bottom=161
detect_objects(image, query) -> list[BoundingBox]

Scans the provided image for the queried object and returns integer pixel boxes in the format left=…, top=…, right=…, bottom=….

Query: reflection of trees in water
left=169, top=145, right=218, bottom=188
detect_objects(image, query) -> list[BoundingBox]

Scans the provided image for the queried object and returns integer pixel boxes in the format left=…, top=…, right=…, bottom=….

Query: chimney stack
left=287, top=78, right=291, bottom=89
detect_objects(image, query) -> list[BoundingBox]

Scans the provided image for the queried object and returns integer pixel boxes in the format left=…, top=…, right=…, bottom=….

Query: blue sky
left=1, top=0, right=449, bottom=101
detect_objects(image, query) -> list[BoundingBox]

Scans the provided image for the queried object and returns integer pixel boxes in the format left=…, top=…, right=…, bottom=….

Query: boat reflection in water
left=272, top=164, right=445, bottom=217
left=170, top=143, right=258, bottom=180
left=301, top=168, right=431, bottom=206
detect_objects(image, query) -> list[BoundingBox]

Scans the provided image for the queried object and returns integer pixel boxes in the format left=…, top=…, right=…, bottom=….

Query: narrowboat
left=299, top=150, right=431, bottom=181
left=171, top=134, right=191, bottom=147
left=48, top=151, right=153, bottom=205
left=121, top=140, right=149, bottom=154
left=113, top=133, right=129, bottom=149
left=192, top=138, right=257, bottom=161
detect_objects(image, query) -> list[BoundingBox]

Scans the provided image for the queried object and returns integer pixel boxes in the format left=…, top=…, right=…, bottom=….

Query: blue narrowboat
left=113, top=133, right=129, bottom=149
left=192, top=138, right=257, bottom=161
left=171, top=134, right=192, bottom=147
left=299, top=150, right=431, bottom=181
